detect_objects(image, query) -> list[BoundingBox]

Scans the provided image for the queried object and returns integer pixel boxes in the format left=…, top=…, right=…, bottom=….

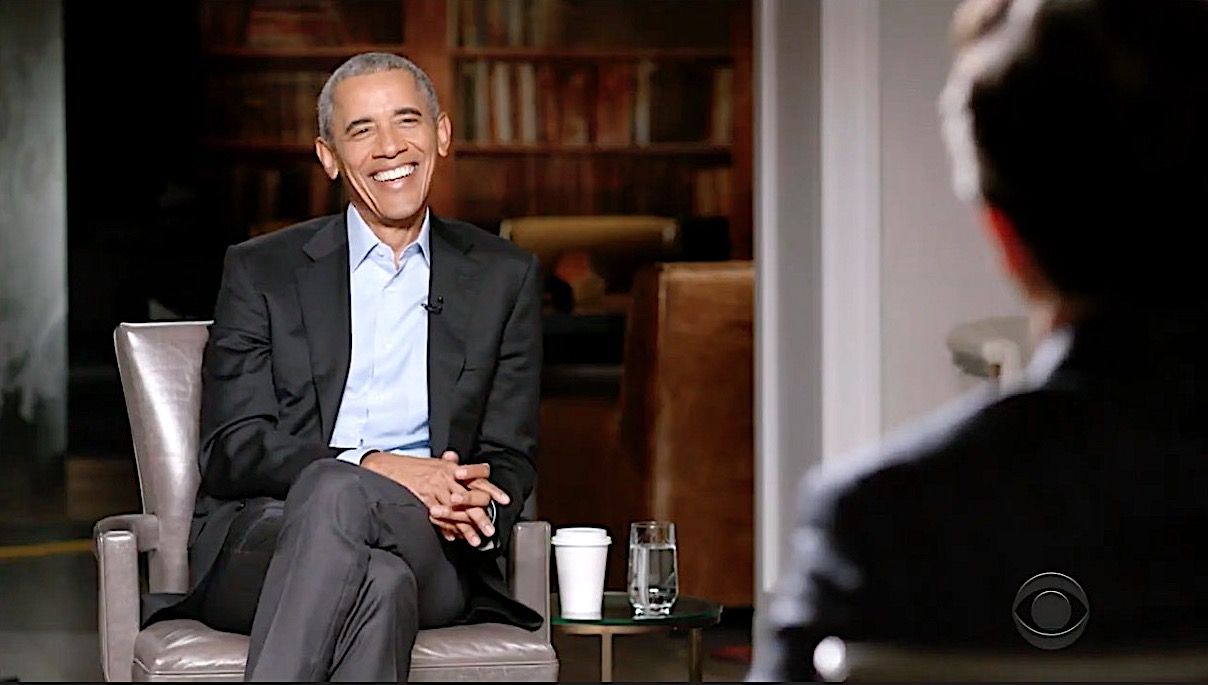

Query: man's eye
left=352, top=128, right=371, bottom=138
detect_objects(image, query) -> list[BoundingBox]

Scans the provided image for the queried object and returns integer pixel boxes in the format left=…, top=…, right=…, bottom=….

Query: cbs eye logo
left=1012, top=572, right=1089, bottom=649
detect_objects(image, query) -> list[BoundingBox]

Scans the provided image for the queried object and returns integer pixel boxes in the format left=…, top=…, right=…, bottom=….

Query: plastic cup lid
left=552, top=527, right=611, bottom=545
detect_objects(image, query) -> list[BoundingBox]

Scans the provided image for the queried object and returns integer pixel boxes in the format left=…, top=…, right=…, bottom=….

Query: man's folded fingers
left=468, top=479, right=511, bottom=505
left=430, top=517, right=458, bottom=541
left=456, top=522, right=481, bottom=546
left=452, top=463, right=490, bottom=481
left=451, top=489, right=492, bottom=508
left=467, top=507, right=495, bottom=538
left=431, top=509, right=470, bottom=523
left=429, top=487, right=456, bottom=508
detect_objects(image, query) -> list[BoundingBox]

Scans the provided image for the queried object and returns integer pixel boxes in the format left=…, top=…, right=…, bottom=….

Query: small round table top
left=552, top=592, right=723, bottom=635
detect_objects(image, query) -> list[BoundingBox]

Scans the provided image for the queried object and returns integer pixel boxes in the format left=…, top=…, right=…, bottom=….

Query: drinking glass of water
left=628, top=521, right=678, bottom=617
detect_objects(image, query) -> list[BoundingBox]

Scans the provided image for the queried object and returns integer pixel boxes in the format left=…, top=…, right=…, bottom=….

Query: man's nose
left=375, top=128, right=408, bottom=157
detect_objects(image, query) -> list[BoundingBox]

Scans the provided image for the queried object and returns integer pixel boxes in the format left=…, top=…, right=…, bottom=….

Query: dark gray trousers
left=194, top=459, right=468, bottom=682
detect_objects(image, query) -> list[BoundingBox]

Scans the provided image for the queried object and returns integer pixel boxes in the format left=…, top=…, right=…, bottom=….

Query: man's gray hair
left=317, top=52, right=441, bottom=141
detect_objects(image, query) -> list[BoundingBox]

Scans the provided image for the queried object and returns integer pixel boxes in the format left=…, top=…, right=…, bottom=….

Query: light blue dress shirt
left=332, top=205, right=432, bottom=464
left=329, top=205, right=497, bottom=545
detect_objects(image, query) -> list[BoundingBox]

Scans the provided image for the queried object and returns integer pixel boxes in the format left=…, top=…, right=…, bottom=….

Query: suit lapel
left=428, top=216, right=477, bottom=454
left=296, top=215, right=351, bottom=442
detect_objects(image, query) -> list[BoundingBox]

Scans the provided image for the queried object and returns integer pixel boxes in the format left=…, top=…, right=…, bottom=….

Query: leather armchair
left=613, top=261, right=754, bottom=606
left=96, top=322, right=558, bottom=682
left=813, top=638, right=1208, bottom=682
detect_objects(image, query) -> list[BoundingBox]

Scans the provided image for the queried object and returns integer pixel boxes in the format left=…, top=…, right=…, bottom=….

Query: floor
left=0, top=457, right=753, bottom=682
left=0, top=553, right=103, bottom=681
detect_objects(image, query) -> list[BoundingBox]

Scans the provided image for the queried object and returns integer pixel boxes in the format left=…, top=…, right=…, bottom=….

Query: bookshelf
left=453, top=143, right=733, bottom=156
left=445, top=0, right=752, bottom=256
left=450, top=47, right=735, bottom=61
left=196, top=0, right=751, bottom=255
left=205, top=43, right=410, bottom=59
left=196, top=0, right=452, bottom=237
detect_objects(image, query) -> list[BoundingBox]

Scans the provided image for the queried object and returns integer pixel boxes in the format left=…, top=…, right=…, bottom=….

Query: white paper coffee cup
left=552, top=527, right=611, bottom=619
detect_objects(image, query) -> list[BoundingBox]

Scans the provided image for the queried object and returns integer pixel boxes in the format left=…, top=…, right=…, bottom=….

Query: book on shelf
left=201, top=0, right=251, bottom=47
left=516, top=62, right=539, bottom=144
left=206, top=71, right=324, bottom=146
left=692, top=166, right=733, bottom=218
left=489, top=61, right=514, bottom=144
left=506, top=0, right=525, bottom=46
left=598, top=156, right=629, bottom=213
left=243, top=0, right=348, bottom=48
left=455, top=156, right=510, bottom=220
left=458, top=0, right=482, bottom=47
left=457, top=61, right=479, bottom=143
left=527, top=0, right=555, bottom=48
left=222, top=160, right=342, bottom=236
left=650, top=62, right=712, bottom=144
left=559, top=67, right=591, bottom=147
left=473, top=60, right=491, bottom=143
left=508, top=62, right=523, bottom=146
left=710, top=66, right=734, bottom=145
left=292, top=72, right=310, bottom=144
left=633, top=59, right=656, bottom=147
left=309, top=165, right=335, bottom=217
left=337, top=0, right=405, bottom=44
left=204, top=0, right=403, bottom=50
left=456, top=0, right=560, bottom=47
left=536, top=63, right=560, bottom=144
left=484, top=0, right=507, bottom=47
left=451, top=59, right=737, bottom=152
left=595, top=63, right=635, bottom=147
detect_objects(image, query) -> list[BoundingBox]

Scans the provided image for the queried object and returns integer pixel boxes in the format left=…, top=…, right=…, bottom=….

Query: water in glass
left=628, top=521, right=678, bottom=617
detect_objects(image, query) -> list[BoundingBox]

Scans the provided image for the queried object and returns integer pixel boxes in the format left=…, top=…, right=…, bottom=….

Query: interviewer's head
left=941, top=0, right=1208, bottom=321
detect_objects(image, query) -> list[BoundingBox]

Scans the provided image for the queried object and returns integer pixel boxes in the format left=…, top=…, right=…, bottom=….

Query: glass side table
left=552, top=591, right=723, bottom=682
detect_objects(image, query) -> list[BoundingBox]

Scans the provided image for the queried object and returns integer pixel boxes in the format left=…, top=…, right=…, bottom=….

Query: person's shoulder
left=221, top=216, right=341, bottom=284
left=804, top=384, right=1077, bottom=525
left=436, top=216, right=534, bottom=269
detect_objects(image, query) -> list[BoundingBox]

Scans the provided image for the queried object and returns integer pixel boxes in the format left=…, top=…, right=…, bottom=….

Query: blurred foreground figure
left=751, top=0, right=1208, bottom=679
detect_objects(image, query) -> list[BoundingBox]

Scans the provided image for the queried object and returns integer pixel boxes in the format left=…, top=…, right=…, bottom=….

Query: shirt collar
left=346, top=205, right=431, bottom=271
left=1024, top=324, right=1072, bottom=387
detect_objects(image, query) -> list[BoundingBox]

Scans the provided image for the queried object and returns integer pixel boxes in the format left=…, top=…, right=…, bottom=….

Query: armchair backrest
left=113, top=321, right=211, bottom=594
left=616, top=261, right=754, bottom=606
left=500, top=215, right=680, bottom=295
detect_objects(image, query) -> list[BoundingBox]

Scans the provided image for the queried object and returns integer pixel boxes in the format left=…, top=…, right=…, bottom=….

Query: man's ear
left=983, top=204, right=1030, bottom=281
left=315, top=137, right=340, bottom=180
left=436, top=112, right=452, bottom=158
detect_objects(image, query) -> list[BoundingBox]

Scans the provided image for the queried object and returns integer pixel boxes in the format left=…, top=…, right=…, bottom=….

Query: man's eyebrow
left=344, top=117, right=373, bottom=134
left=343, top=108, right=424, bottom=134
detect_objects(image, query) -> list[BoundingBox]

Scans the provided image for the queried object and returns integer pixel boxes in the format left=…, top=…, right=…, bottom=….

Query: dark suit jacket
left=751, top=307, right=1208, bottom=680
left=158, top=212, right=542, bottom=630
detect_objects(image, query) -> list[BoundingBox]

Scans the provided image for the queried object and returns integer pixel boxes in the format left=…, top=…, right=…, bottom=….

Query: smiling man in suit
left=160, top=52, right=542, bottom=681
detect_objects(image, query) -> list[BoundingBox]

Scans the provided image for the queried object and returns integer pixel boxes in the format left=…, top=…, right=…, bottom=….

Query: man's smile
left=371, top=162, right=418, bottom=184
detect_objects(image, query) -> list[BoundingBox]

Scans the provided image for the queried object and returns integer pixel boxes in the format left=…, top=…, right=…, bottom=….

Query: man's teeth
left=373, top=164, right=417, bottom=182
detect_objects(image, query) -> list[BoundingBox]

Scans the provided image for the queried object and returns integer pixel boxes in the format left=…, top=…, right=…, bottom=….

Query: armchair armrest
left=94, top=514, right=159, bottom=682
left=95, top=514, right=160, bottom=551
left=509, top=521, right=551, bottom=642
